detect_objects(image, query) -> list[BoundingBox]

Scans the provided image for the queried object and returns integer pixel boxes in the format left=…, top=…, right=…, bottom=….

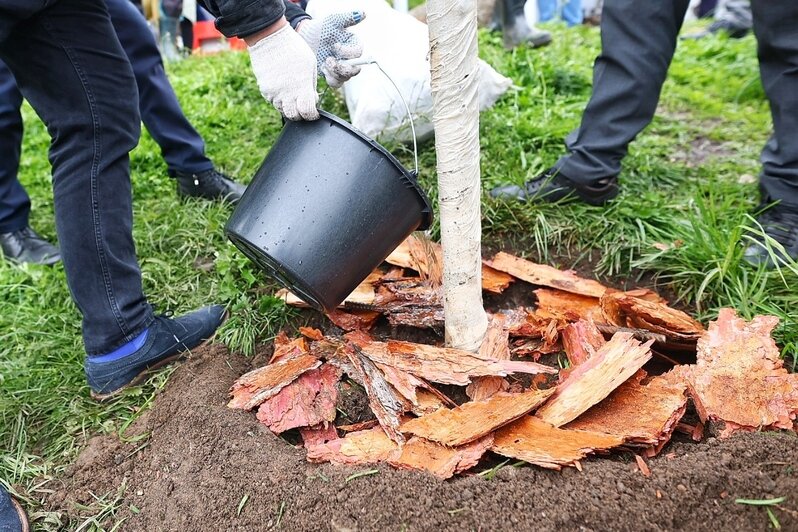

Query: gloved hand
left=248, top=23, right=319, bottom=121
left=297, top=11, right=366, bottom=89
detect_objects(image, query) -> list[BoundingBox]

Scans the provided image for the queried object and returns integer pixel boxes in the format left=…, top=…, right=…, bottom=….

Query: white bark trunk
left=427, top=0, right=488, bottom=352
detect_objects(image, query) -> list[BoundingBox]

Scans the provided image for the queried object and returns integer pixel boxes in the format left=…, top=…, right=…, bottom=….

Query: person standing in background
left=538, top=0, right=583, bottom=27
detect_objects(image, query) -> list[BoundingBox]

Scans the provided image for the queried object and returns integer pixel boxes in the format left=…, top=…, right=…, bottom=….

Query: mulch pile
left=228, top=235, right=798, bottom=479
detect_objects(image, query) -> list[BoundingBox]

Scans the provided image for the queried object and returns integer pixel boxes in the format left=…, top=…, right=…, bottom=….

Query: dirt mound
left=49, top=344, right=798, bottom=531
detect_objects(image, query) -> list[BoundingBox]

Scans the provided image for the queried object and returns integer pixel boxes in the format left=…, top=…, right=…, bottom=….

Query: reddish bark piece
left=337, top=420, right=379, bottom=432
left=566, top=371, right=687, bottom=449
left=491, top=416, right=623, bottom=470
left=358, top=339, right=556, bottom=386
left=389, top=436, right=493, bottom=479
left=534, top=289, right=604, bottom=322
left=487, top=252, right=609, bottom=297
left=299, top=423, right=339, bottom=448
left=562, top=320, right=605, bottom=367
left=634, top=454, right=651, bottom=478
left=467, top=314, right=511, bottom=400
left=345, top=346, right=407, bottom=444
left=277, top=270, right=382, bottom=308
left=600, top=292, right=704, bottom=341
left=537, top=333, right=653, bottom=427
left=269, top=334, right=309, bottom=364
left=401, top=389, right=555, bottom=446
left=299, top=327, right=324, bottom=341
left=306, top=427, right=398, bottom=465
left=373, top=362, right=425, bottom=405
left=256, top=363, right=342, bottom=433
left=228, top=354, right=321, bottom=410
left=411, top=389, right=449, bottom=416
left=326, top=309, right=381, bottom=332
left=385, top=236, right=513, bottom=293
left=679, top=308, right=798, bottom=437
left=481, top=265, right=515, bottom=294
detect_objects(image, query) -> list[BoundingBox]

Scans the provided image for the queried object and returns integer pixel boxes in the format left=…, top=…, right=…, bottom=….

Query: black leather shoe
left=174, top=168, right=247, bottom=204
left=682, top=20, right=749, bottom=40
left=490, top=167, right=619, bottom=206
left=743, top=201, right=798, bottom=268
left=0, top=226, right=61, bottom=265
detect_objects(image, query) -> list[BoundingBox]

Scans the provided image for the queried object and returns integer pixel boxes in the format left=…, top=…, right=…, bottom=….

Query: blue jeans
left=0, top=0, right=154, bottom=354
left=538, top=0, right=584, bottom=26
left=0, top=0, right=212, bottom=235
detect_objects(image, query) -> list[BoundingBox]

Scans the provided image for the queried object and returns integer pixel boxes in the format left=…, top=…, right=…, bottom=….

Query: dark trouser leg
left=0, top=0, right=153, bottom=354
left=750, top=0, right=798, bottom=207
left=556, top=0, right=690, bottom=184
left=0, top=60, right=30, bottom=233
left=106, top=0, right=213, bottom=175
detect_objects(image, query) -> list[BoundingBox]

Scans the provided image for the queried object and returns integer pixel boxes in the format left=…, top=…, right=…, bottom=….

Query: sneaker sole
left=90, top=311, right=228, bottom=402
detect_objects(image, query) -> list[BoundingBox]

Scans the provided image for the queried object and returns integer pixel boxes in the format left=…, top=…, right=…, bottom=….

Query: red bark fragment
left=487, top=252, right=609, bottom=297
left=228, top=353, right=321, bottom=410
left=389, top=436, right=494, bottom=479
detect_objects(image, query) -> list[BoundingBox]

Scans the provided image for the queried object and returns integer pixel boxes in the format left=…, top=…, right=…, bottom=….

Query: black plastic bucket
left=225, top=110, right=433, bottom=312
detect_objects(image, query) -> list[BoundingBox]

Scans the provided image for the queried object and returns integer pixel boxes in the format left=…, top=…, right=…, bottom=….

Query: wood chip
left=487, top=252, right=609, bottom=297
left=467, top=314, right=511, bottom=401
left=345, top=346, right=408, bottom=444
left=298, top=327, right=324, bottom=342
left=534, top=289, right=604, bottom=322
left=357, top=339, right=557, bottom=386
left=600, top=292, right=704, bottom=341
left=299, top=423, right=339, bottom=448
left=326, top=309, right=381, bottom=331
left=269, top=333, right=309, bottom=363
left=337, top=420, right=379, bottom=433
left=634, top=454, right=651, bottom=478
left=389, top=436, right=493, bottom=479
left=305, top=427, right=398, bottom=465
left=277, top=271, right=381, bottom=308
left=411, top=389, right=449, bottom=416
left=385, top=236, right=514, bottom=294
left=562, top=320, right=606, bottom=368
left=401, top=389, right=555, bottom=446
left=228, top=354, right=321, bottom=410
left=536, top=333, right=653, bottom=427
left=256, top=363, right=342, bottom=433
left=678, top=308, right=798, bottom=437
left=491, top=416, right=623, bottom=470
left=566, top=371, right=687, bottom=448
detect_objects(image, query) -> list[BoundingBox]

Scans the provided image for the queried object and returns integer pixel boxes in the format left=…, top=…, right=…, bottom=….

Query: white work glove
left=248, top=24, right=319, bottom=121
left=297, top=11, right=366, bottom=89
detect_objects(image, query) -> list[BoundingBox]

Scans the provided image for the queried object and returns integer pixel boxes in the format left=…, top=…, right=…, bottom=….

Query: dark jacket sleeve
left=199, top=0, right=310, bottom=39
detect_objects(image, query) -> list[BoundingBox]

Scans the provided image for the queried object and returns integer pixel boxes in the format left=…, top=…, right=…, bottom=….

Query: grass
left=1, top=22, right=796, bottom=529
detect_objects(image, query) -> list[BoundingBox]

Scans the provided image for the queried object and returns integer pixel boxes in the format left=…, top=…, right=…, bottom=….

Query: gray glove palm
left=298, top=11, right=366, bottom=88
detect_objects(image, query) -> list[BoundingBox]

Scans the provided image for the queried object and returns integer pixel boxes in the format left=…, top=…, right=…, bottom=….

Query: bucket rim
left=316, top=110, right=433, bottom=230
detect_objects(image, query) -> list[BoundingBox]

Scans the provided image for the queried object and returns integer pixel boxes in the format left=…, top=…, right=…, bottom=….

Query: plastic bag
left=306, top=0, right=512, bottom=143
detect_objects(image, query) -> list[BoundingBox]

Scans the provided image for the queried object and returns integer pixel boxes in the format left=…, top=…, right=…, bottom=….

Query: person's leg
left=537, top=0, right=556, bottom=22
left=0, top=60, right=29, bottom=234
left=492, top=0, right=690, bottom=204
left=0, top=0, right=153, bottom=353
left=558, top=0, right=690, bottom=183
left=106, top=0, right=246, bottom=202
left=0, top=60, right=62, bottom=265
left=743, top=0, right=798, bottom=265
left=106, top=0, right=210, bottom=174
left=561, top=0, right=584, bottom=26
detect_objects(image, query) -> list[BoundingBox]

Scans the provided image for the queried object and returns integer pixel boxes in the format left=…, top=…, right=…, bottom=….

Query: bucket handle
left=334, top=57, right=420, bottom=176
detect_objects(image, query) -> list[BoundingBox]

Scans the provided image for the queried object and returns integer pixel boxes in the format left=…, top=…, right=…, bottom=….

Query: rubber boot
left=159, top=16, right=182, bottom=62
left=499, top=0, right=552, bottom=49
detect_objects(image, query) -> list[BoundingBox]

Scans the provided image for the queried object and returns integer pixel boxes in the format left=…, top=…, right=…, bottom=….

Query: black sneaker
left=743, top=202, right=798, bottom=267
left=682, top=20, right=749, bottom=40
left=174, top=168, right=247, bottom=204
left=0, top=226, right=61, bottom=265
left=85, top=305, right=226, bottom=401
left=490, top=167, right=619, bottom=206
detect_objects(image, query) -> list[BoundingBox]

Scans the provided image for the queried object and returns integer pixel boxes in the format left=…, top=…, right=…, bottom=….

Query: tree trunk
left=426, top=0, right=488, bottom=352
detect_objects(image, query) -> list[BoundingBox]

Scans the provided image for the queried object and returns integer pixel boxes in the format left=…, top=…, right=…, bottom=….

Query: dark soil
left=48, top=344, right=798, bottom=532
